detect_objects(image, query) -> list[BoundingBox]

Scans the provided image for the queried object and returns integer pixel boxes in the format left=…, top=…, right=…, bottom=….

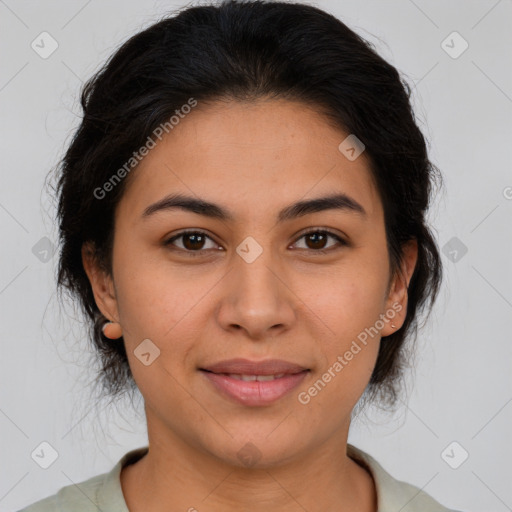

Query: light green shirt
left=18, top=443, right=462, bottom=512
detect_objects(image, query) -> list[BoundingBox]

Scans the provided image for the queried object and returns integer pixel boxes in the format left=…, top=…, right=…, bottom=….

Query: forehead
left=117, top=99, right=382, bottom=223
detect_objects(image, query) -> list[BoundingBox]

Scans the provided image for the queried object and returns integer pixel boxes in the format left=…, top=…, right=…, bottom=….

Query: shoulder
left=16, top=472, right=106, bottom=512
left=347, top=444, right=465, bottom=512
left=16, top=447, right=148, bottom=512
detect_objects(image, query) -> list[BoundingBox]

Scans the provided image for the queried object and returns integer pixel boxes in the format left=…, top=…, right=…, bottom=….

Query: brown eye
left=164, top=228, right=347, bottom=257
left=181, top=232, right=207, bottom=250
left=305, top=232, right=328, bottom=250
left=164, top=230, right=220, bottom=255
left=292, top=230, right=347, bottom=253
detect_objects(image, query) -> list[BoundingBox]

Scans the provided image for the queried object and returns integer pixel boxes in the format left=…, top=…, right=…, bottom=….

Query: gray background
left=1, top=1, right=511, bottom=511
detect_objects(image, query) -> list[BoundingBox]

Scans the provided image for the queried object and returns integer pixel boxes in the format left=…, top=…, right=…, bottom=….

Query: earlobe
left=81, top=242, right=119, bottom=322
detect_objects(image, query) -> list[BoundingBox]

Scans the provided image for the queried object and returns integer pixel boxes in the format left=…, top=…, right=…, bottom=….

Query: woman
left=19, top=1, right=463, bottom=510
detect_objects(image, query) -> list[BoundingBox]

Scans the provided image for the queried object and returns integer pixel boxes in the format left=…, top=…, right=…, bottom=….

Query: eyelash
left=163, top=228, right=347, bottom=257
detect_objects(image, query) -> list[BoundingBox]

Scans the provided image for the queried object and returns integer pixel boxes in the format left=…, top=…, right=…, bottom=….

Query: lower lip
left=200, top=370, right=309, bottom=406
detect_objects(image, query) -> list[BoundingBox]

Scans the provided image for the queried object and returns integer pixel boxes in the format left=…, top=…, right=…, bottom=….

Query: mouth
left=199, top=359, right=310, bottom=406
left=201, top=372, right=290, bottom=381
left=200, top=357, right=309, bottom=375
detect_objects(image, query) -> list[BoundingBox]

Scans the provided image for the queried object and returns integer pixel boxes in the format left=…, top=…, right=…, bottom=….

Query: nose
left=216, top=244, right=297, bottom=340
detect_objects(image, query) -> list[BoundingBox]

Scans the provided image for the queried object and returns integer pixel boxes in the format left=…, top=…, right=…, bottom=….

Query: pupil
left=185, top=233, right=204, bottom=250
left=308, top=232, right=326, bottom=249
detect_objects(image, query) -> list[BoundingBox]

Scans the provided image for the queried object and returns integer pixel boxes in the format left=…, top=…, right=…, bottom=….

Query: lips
left=199, top=358, right=309, bottom=406
left=200, top=358, right=308, bottom=376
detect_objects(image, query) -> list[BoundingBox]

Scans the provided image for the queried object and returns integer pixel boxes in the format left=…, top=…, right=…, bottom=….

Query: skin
left=83, top=98, right=417, bottom=512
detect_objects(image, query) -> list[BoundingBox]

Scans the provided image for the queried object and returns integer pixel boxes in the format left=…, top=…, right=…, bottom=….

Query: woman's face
left=84, top=99, right=417, bottom=468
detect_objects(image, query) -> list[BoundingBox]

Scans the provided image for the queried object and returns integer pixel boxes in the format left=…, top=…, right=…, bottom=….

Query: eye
left=291, top=229, right=347, bottom=254
left=164, top=230, right=221, bottom=255
left=164, top=228, right=347, bottom=256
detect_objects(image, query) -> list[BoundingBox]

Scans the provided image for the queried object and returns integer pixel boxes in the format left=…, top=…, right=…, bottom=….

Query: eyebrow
left=141, top=192, right=367, bottom=222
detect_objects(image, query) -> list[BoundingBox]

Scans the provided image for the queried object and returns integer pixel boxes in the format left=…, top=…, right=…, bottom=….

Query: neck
left=120, top=428, right=376, bottom=512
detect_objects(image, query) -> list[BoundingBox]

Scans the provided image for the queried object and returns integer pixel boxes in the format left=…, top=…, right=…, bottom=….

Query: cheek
left=113, top=244, right=212, bottom=335
left=112, top=260, right=201, bottom=396
left=301, top=265, right=386, bottom=385
left=305, top=263, right=388, bottom=329
left=302, top=287, right=382, bottom=414
left=298, top=339, right=379, bottom=422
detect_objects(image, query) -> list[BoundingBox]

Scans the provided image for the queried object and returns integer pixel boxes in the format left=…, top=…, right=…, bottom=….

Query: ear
left=381, top=239, right=418, bottom=337
left=81, top=242, right=119, bottom=323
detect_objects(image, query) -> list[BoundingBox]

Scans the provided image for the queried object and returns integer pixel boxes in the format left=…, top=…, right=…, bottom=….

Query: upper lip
left=200, top=358, right=309, bottom=375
